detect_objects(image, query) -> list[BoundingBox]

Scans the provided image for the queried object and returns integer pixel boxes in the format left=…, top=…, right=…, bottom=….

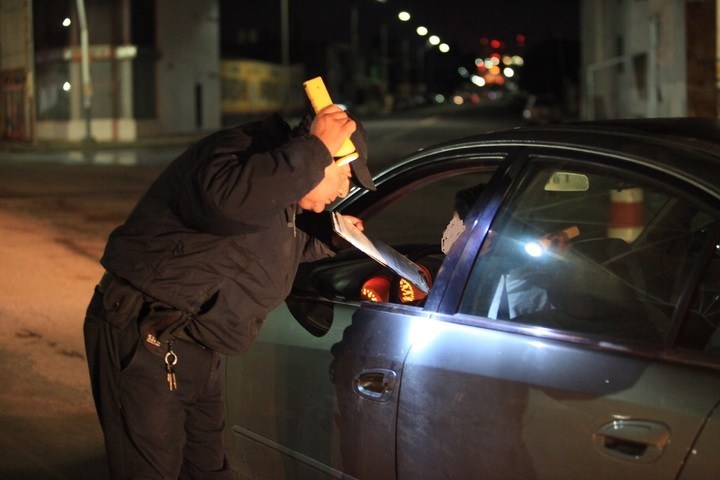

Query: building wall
left=0, top=0, right=30, bottom=69
left=582, top=0, right=716, bottom=120
left=1, top=0, right=221, bottom=142
left=686, top=0, right=718, bottom=116
left=155, top=0, right=220, bottom=135
left=0, top=0, right=33, bottom=141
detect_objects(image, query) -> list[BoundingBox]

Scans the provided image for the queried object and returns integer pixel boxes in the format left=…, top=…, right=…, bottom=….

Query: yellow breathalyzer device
left=303, top=76, right=359, bottom=166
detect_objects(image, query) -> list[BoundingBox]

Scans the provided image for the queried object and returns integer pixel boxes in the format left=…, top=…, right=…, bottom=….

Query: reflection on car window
left=678, top=233, right=720, bottom=354
left=459, top=159, right=719, bottom=346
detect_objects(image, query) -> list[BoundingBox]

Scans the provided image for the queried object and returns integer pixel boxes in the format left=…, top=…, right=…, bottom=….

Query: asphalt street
left=0, top=101, right=523, bottom=479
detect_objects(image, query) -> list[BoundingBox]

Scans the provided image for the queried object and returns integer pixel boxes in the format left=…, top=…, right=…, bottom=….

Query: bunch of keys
left=164, top=342, right=178, bottom=391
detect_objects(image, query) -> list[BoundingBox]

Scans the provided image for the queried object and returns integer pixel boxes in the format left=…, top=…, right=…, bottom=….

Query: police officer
left=84, top=104, right=375, bottom=479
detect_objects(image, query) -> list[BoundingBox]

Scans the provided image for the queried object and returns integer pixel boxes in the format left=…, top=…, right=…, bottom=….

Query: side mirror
left=286, top=297, right=334, bottom=337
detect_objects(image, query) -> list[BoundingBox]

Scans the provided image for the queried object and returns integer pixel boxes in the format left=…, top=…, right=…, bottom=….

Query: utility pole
left=280, top=0, right=290, bottom=114
left=75, top=0, right=93, bottom=142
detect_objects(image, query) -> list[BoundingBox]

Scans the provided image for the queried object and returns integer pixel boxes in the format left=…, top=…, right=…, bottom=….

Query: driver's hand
left=541, top=225, right=580, bottom=255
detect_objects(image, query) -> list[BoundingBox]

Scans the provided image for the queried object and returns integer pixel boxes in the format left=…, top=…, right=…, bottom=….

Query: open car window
left=362, top=171, right=493, bottom=246
left=292, top=170, right=494, bottom=307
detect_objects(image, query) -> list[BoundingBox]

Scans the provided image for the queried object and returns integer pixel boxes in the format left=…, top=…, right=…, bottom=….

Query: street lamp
left=74, top=0, right=93, bottom=142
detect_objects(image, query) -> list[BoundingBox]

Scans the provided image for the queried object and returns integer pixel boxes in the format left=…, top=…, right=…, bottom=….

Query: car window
left=459, top=158, right=719, bottom=346
left=362, top=172, right=492, bottom=245
left=677, top=235, right=720, bottom=353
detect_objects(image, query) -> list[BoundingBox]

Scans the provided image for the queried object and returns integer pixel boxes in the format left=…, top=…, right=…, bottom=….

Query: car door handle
left=354, top=369, right=396, bottom=402
left=594, top=420, right=670, bottom=463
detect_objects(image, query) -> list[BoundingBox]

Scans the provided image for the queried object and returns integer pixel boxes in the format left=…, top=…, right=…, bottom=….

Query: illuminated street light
left=398, top=11, right=411, bottom=21
left=503, top=67, right=515, bottom=77
left=416, top=26, right=428, bottom=36
left=428, top=35, right=440, bottom=46
left=62, top=17, right=71, bottom=27
left=471, top=75, right=486, bottom=87
left=439, top=43, right=450, bottom=53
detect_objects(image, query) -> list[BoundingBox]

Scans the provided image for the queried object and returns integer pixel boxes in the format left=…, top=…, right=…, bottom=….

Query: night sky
left=220, top=1, right=581, bottom=95
left=221, top=0, right=580, bottom=59
left=344, top=0, right=581, bottom=54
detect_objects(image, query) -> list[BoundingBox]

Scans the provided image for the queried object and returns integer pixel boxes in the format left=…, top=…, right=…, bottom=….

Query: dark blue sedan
left=225, top=118, right=720, bottom=480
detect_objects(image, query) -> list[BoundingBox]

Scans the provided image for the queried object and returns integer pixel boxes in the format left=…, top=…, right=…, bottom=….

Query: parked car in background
left=225, top=118, right=720, bottom=479
left=522, top=93, right=564, bottom=125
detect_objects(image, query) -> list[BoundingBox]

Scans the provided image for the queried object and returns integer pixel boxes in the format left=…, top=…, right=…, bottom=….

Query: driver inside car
left=441, top=183, right=579, bottom=320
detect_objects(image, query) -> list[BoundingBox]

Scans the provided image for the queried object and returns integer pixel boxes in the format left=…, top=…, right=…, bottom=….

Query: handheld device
left=303, top=76, right=359, bottom=166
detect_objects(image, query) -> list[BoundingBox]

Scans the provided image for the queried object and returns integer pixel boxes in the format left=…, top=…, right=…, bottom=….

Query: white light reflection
left=528, top=340, right=549, bottom=350
left=524, top=241, right=544, bottom=257
left=406, top=319, right=441, bottom=353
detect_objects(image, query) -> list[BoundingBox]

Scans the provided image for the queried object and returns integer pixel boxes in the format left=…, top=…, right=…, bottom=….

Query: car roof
left=437, top=117, right=720, bottom=197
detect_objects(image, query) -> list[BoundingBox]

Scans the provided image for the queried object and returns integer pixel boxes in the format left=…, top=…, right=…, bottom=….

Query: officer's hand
left=310, top=105, right=356, bottom=159
left=298, top=161, right=352, bottom=213
left=340, top=215, right=364, bottom=231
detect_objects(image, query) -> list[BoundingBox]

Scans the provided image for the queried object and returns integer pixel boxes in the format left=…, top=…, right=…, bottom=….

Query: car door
left=223, top=150, right=501, bottom=479
left=393, top=150, right=720, bottom=479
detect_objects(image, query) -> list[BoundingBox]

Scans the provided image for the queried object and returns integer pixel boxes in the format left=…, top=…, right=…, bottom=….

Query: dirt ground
left=0, top=159, right=163, bottom=479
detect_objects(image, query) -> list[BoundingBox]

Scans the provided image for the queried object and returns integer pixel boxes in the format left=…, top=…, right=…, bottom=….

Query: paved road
left=0, top=101, right=523, bottom=479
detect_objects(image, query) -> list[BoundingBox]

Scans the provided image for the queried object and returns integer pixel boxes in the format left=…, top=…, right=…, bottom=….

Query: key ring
left=164, top=351, right=177, bottom=366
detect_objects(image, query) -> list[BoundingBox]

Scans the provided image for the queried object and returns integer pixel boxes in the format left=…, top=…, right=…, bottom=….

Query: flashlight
left=524, top=226, right=580, bottom=257
left=303, top=76, right=360, bottom=166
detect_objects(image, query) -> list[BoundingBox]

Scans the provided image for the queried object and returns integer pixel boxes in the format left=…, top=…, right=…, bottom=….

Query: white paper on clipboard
left=331, top=212, right=430, bottom=294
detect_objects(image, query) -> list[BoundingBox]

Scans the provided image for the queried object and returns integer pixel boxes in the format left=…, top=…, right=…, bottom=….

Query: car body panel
left=394, top=310, right=720, bottom=479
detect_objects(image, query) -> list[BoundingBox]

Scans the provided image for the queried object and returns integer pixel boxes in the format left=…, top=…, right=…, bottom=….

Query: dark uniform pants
left=84, top=285, right=235, bottom=480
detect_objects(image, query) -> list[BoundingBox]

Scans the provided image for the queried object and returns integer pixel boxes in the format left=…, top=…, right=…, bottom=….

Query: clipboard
left=331, top=212, right=430, bottom=294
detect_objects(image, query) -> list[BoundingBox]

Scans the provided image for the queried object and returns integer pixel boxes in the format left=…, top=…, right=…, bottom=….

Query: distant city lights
left=428, top=35, right=440, bottom=46
left=470, top=75, right=486, bottom=87
left=439, top=43, right=450, bottom=53
left=398, top=11, right=411, bottom=21
left=62, top=17, right=71, bottom=27
left=416, top=26, right=428, bottom=36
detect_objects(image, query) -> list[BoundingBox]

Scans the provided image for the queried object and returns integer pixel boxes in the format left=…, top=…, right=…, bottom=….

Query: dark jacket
left=101, top=114, right=335, bottom=355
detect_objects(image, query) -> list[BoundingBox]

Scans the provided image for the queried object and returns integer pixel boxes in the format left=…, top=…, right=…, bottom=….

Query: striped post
left=608, top=188, right=644, bottom=242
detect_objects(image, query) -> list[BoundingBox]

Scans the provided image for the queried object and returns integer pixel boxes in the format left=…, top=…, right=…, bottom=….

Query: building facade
left=581, top=0, right=718, bottom=119
left=0, top=0, right=221, bottom=143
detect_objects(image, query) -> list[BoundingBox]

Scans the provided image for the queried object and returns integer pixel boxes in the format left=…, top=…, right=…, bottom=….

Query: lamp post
left=74, top=0, right=93, bottom=142
left=280, top=0, right=290, bottom=113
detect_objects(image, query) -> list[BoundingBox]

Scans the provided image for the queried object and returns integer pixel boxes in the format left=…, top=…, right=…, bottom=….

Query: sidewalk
left=0, top=159, right=162, bottom=479
left=0, top=131, right=204, bottom=153
left=0, top=207, right=109, bottom=479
